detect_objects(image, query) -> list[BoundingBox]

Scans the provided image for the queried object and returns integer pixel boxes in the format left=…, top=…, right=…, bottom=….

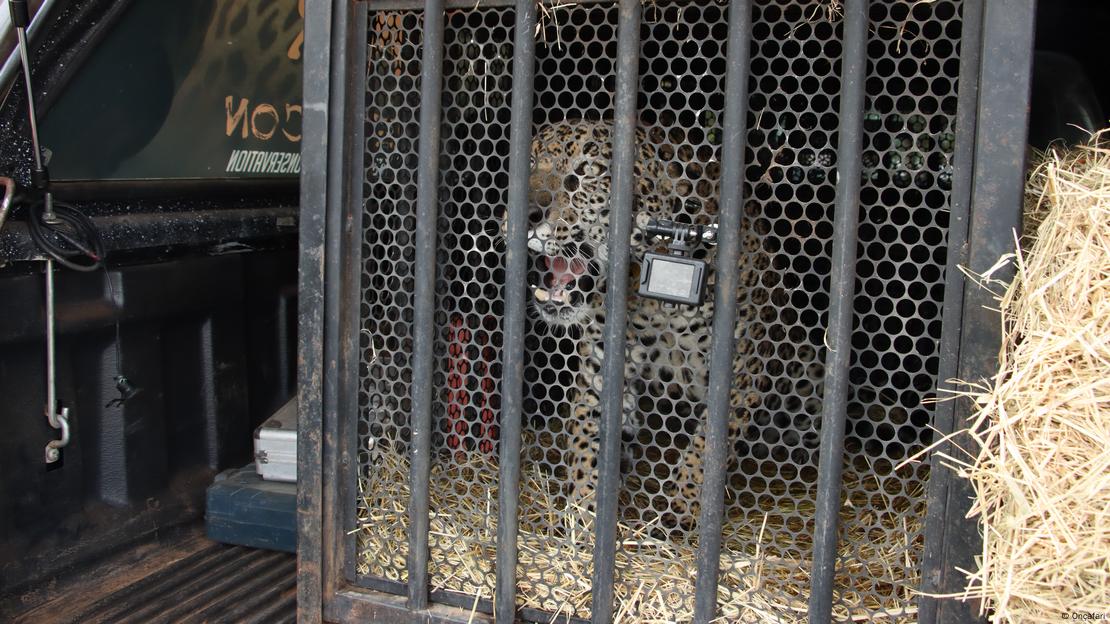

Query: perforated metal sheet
left=354, top=0, right=963, bottom=621
left=516, top=4, right=617, bottom=616
left=426, top=5, right=514, bottom=601
left=356, top=8, right=423, bottom=584
left=835, top=0, right=962, bottom=619
left=718, top=0, right=841, bottom=619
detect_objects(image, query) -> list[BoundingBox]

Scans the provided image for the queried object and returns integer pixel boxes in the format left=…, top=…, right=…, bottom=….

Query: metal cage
left=297, top=0, right=1035, bottom=622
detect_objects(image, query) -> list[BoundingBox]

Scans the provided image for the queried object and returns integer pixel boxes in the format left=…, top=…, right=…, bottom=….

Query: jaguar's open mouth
left=531, top=254, right=591, bottom=323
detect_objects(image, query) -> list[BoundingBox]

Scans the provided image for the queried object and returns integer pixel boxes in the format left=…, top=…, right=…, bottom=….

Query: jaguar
left=508, top=119, right=787, bottom=532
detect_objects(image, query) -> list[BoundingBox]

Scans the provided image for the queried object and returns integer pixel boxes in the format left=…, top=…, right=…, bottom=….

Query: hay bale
left=952, top=135, right=1110, bottom=622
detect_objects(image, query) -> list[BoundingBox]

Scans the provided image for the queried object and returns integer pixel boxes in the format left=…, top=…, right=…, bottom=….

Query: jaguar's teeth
left=534, top=287, right=550, bottom=302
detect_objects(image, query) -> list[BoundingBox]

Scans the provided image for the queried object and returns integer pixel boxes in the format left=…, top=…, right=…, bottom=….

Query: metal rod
left=44, top=257, right=54, bottom=413
left=917, top=0, right=984, bottom=620
left=407, top=0, right=446, bottom=610
left=589, top=1, right=642, bottom=621
left=0, top=0, right=57, bottom=94
left=14, top=25, right=40, bottom=171
left=13, top=0, right=65, bottom=462
left=493, top=0, right=537, bottom=621
left=806, top=0, right=869, bottom=621
left=324, top=0, right=361, bottom=603
left=340, top=0, right=369, bottom=587
left=691, top=1, right=752, bottom=621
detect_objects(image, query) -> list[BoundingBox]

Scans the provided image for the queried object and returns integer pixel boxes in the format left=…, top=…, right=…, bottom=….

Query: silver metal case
left=254, top=397, right=297, bottom=482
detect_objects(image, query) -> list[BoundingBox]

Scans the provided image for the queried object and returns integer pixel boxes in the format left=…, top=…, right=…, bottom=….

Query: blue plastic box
left=205, top=464, right=297, bottom=553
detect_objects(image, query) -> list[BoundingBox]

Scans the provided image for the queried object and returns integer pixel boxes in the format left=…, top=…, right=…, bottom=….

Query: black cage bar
left=493, top=0, right=538, bottom=621
left=807, top=0, right=868, bottom=620
left=407, top=0, right=448, bottom=610
left=690, top=1, right=752, bottom=622
left=299, top=0, right=1037, bottom=622
left=589, top=1, right=643, bottom=622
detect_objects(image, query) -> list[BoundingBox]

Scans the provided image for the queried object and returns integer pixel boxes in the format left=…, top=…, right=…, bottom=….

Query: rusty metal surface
left=924, top=1, right=1036, bottom=623
left=296, top=0, right=335, bottom=620
left=328, top=588, right=494, bottom=623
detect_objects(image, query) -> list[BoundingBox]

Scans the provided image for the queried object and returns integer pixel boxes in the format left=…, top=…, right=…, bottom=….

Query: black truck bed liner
left=6, top=526, right=295, bottom=624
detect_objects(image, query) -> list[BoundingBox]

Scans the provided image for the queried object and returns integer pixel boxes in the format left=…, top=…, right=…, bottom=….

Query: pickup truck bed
left=4, top=525, right=295, bottom=624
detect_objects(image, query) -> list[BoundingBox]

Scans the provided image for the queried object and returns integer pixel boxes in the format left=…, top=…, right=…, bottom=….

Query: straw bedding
left=945, top=136, right=1110, bottom=623
left=356, top=448, right=923, bottom=623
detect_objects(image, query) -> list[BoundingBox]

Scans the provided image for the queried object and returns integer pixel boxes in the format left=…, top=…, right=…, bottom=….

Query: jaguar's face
left=498, top=119, right=669, bottom=329
left=524, top=120, right=615, bottom=328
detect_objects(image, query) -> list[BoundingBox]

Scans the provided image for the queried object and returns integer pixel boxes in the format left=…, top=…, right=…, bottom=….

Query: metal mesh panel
left=718, top=2, right=962, bottom=620
left=612, top=4, right=736, bottom=619
left=354, top=0, right=963, bottom=620
left=426, top=5, right=515, bottom=601
left=356, top=9, right=423, bottom=584
left=834, top=0, right=962, bottom=619
left=515, top=3, right=617, bottom=618
left=718, top=2, right=839, bottom=620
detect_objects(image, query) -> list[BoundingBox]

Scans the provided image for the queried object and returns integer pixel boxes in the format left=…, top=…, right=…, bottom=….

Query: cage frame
left=296, top=0, right=1037, bottom=622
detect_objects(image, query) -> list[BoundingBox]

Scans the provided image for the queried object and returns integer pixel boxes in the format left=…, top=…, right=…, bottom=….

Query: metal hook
left=45, top=406, right=69, bottom=463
